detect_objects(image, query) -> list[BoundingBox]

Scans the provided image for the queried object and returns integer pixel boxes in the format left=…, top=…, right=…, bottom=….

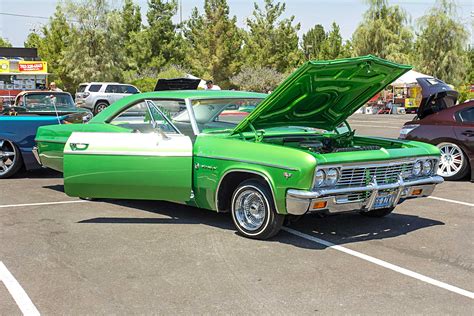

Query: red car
left=400, top=78, right=473, bottom=181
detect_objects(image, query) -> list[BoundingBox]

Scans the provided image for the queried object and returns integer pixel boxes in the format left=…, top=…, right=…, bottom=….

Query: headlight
left=413, top=161, right=422, bottom=176
left=325, top=168, right=339, bottom=186
left=399, top=124, right=419, bottom=139
left=314, top=169, right=326, bottom=187
left=422, top=160, right=432, bottom=175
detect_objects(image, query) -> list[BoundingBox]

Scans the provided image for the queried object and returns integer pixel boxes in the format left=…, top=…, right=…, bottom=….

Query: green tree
left=243, top=0, right=303, bottom=72
left=61, top=0, right=126, bottom=90
left=39, top=5, right=73, bottom=90
left=0, top=37, right=12, bottom=47
left=320, top=22, right=351, bottom=59
left=146, top=0, right=184, bottom=69
left=302, top=24, right=326, bottom=60
left=352, top=0, right=413, bottom=63
left=24, top=32, right=43, bottom=48
left=414, top=0, right=469, bottom=86
left=184, top=0, right=243, bottom=88
left=231, top=66, right=285, bottom=93
left=123, top=0, right=142, bottom=37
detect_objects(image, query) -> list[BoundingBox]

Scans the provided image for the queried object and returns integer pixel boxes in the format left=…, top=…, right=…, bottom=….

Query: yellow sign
left=0, top=60, right=9, bottom=73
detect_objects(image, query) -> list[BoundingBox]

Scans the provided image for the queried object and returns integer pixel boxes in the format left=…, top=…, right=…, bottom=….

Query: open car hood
left=231, top=55, right=411, bottom=134
left=416, top=77, right=458, bottom=119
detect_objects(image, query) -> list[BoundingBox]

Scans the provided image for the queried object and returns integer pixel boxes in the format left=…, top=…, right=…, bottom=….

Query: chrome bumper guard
left=286, top=175, right=444, bottom=215
left=32, top=146, right=42, bottom=165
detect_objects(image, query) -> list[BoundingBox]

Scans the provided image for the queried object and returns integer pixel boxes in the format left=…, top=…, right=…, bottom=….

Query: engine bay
left=262, top=131, right=400, bottom=154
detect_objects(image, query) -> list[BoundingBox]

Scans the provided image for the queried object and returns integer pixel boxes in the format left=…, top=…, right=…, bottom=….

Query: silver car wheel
left=437, top=142, right=464, bottom=177
left=234, top=188, right=266, bottom=231
left=0, top=140, right=17, bottom=176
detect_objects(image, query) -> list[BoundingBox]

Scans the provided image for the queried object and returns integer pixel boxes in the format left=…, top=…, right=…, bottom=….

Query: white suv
left=75, top=82, right=140, bottom=115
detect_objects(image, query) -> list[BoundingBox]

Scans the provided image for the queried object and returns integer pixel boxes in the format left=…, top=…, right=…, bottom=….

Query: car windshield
left=172, top=98, right=264, bottom=133
left=22, top=93, right=76, bottom=110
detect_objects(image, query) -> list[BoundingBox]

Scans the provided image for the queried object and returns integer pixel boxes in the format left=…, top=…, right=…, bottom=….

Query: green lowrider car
left=35, top=56, right=443, bottom=239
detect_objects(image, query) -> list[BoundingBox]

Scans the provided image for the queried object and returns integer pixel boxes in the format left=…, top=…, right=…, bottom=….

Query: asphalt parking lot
left=1, top=113, right=473, bottom=315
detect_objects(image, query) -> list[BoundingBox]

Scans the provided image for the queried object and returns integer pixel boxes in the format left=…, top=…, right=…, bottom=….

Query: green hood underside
left=232, top=55, right=411, bottom=134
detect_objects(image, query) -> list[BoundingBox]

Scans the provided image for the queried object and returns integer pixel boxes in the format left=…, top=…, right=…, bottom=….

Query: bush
left=230, top=66, right=286, bottom=93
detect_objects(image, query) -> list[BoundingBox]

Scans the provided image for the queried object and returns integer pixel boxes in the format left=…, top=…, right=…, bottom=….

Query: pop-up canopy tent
left=391, top=70, right=431, bottom=87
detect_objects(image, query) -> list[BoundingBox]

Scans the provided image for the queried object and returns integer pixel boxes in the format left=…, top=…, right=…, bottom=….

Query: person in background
left=204, top=80, right=221, bottom=90
left=49, top=82, right=63, bottom=92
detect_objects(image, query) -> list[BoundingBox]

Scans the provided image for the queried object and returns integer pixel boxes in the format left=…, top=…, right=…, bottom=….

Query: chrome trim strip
left=64, top=151, right=191, bottom=157
left=288, top=175, right=444, bottom=199
left=185, top=98, right=201, bottom=136
left=215, top=169, right=279, bottom=214
left=196, top=155, right=298, bottom=171
left=315, top=156, right=439, bottom=169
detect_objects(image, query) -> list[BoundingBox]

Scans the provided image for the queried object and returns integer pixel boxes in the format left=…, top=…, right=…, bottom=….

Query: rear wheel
left=437, top=142, right=469, bottom=180
left=94, top=101, right=109, bottom=115
left=0, top=140, right=23, bottom=179
left=231, top=179, right=284, bottom=239
left=360, top=207, right=395, bottom=218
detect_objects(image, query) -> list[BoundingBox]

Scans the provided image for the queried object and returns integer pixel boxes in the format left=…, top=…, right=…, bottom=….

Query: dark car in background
left=0, top=91, right=91, bottom=178
left=400, top=78, right=473, bottom=181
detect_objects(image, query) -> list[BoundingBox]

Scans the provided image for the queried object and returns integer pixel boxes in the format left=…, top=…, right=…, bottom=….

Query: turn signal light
left=312, top=201, right=328, bottom=209
left=412, top=189, right=423, bottom=196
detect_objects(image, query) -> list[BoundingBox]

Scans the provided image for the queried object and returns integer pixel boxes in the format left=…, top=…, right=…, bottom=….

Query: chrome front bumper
left=286, top=175, right=444, bottom=215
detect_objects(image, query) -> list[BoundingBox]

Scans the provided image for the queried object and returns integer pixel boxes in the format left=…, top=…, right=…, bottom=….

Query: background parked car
left=75, top=82, right=140, bottom=115
left=0, top=91, right=91, bottom=178
left=400, top=78, right=473, bottom=181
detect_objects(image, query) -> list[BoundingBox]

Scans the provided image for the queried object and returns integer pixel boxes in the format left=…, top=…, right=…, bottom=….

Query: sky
left=0, top=0, right=472, bottom=47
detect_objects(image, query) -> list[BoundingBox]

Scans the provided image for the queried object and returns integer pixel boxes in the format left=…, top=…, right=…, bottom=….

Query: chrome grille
left=337, top=162, right=414, bottom=187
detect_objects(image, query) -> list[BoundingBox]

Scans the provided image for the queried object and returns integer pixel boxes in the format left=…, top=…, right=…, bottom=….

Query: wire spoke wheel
left=234, top=189, right=266, bottom=231
left=0, top=140, right=18, bottom=177
left=437, top=143, right=465, bottom=178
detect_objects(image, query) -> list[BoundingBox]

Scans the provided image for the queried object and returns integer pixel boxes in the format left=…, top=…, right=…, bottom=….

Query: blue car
left=0, top=91, right=92, bottom=178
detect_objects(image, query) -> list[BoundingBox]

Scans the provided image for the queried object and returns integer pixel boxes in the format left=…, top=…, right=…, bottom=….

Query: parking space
left=1, top=114, right=473, bottom=314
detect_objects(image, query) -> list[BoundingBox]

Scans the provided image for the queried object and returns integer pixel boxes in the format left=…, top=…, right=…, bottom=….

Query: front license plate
left=373, top=193, right=395, bottom=209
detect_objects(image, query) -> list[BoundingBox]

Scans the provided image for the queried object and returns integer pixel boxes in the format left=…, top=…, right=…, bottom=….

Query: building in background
left=0, top=47, right=48, bottom=104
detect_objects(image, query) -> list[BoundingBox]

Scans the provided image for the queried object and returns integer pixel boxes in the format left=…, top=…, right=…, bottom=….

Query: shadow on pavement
left=75, top=198, right=444, bottom=249
left=18, top=168, right=62, bottom=179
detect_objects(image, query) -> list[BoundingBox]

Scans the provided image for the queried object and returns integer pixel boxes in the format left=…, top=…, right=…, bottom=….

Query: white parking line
left=350, top=123, right=400, bottom=129
left=428, top=196, right=474, bottom=207
left=282, top=227, right=474, bottom=300
left=0, top=261, right=40, bottom=316
left=0, top=200, right=88, bottom=209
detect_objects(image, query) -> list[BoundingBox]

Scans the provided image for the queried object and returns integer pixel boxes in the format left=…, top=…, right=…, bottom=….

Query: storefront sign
left=18, top=61, right=47, bottom=73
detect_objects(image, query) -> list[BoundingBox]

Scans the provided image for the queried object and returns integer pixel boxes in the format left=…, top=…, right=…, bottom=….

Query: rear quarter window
left=77, top=84, right=87, bottom=93
left=88, top=84, right=102, bottom=92
left=457, top=107, right=474, bottom=123
left=124, top=85, right=139, bottom=94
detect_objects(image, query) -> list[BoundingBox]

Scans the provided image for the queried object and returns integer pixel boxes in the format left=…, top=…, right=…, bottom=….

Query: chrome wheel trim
left=437, top=143, right=464, bottom=177
left=234, top=187, right=267, bottom=232
left=0, top=140, right=17, bottom=176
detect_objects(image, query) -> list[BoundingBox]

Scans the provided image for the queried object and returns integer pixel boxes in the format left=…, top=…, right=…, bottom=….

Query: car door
left=63, top=100, right=193, bottom=202
left=454, top=106, right=474, bottom=154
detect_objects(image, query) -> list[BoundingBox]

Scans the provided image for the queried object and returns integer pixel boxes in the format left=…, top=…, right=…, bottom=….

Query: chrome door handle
left=70, top=143, right=89, bottom=151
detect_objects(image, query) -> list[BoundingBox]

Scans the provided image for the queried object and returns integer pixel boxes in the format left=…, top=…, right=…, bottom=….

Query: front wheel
left=231, top=179, right=284, bottom=239
left=0, top=140, right=23, bottom=179
left=436, top=142, right=469, bottom=180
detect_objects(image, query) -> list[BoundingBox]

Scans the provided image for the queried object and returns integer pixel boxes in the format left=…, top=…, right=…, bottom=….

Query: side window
left=151, top=100, right=187, bottom=119
left=109, top=101, right=178, bottom=134
left=88, top=84, right=102, bottom=92
left=105, top=85, right=119, bottom=93
left=124, top=85, right=138, bottom=94
left=457, top=107, right=474, bottom=123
